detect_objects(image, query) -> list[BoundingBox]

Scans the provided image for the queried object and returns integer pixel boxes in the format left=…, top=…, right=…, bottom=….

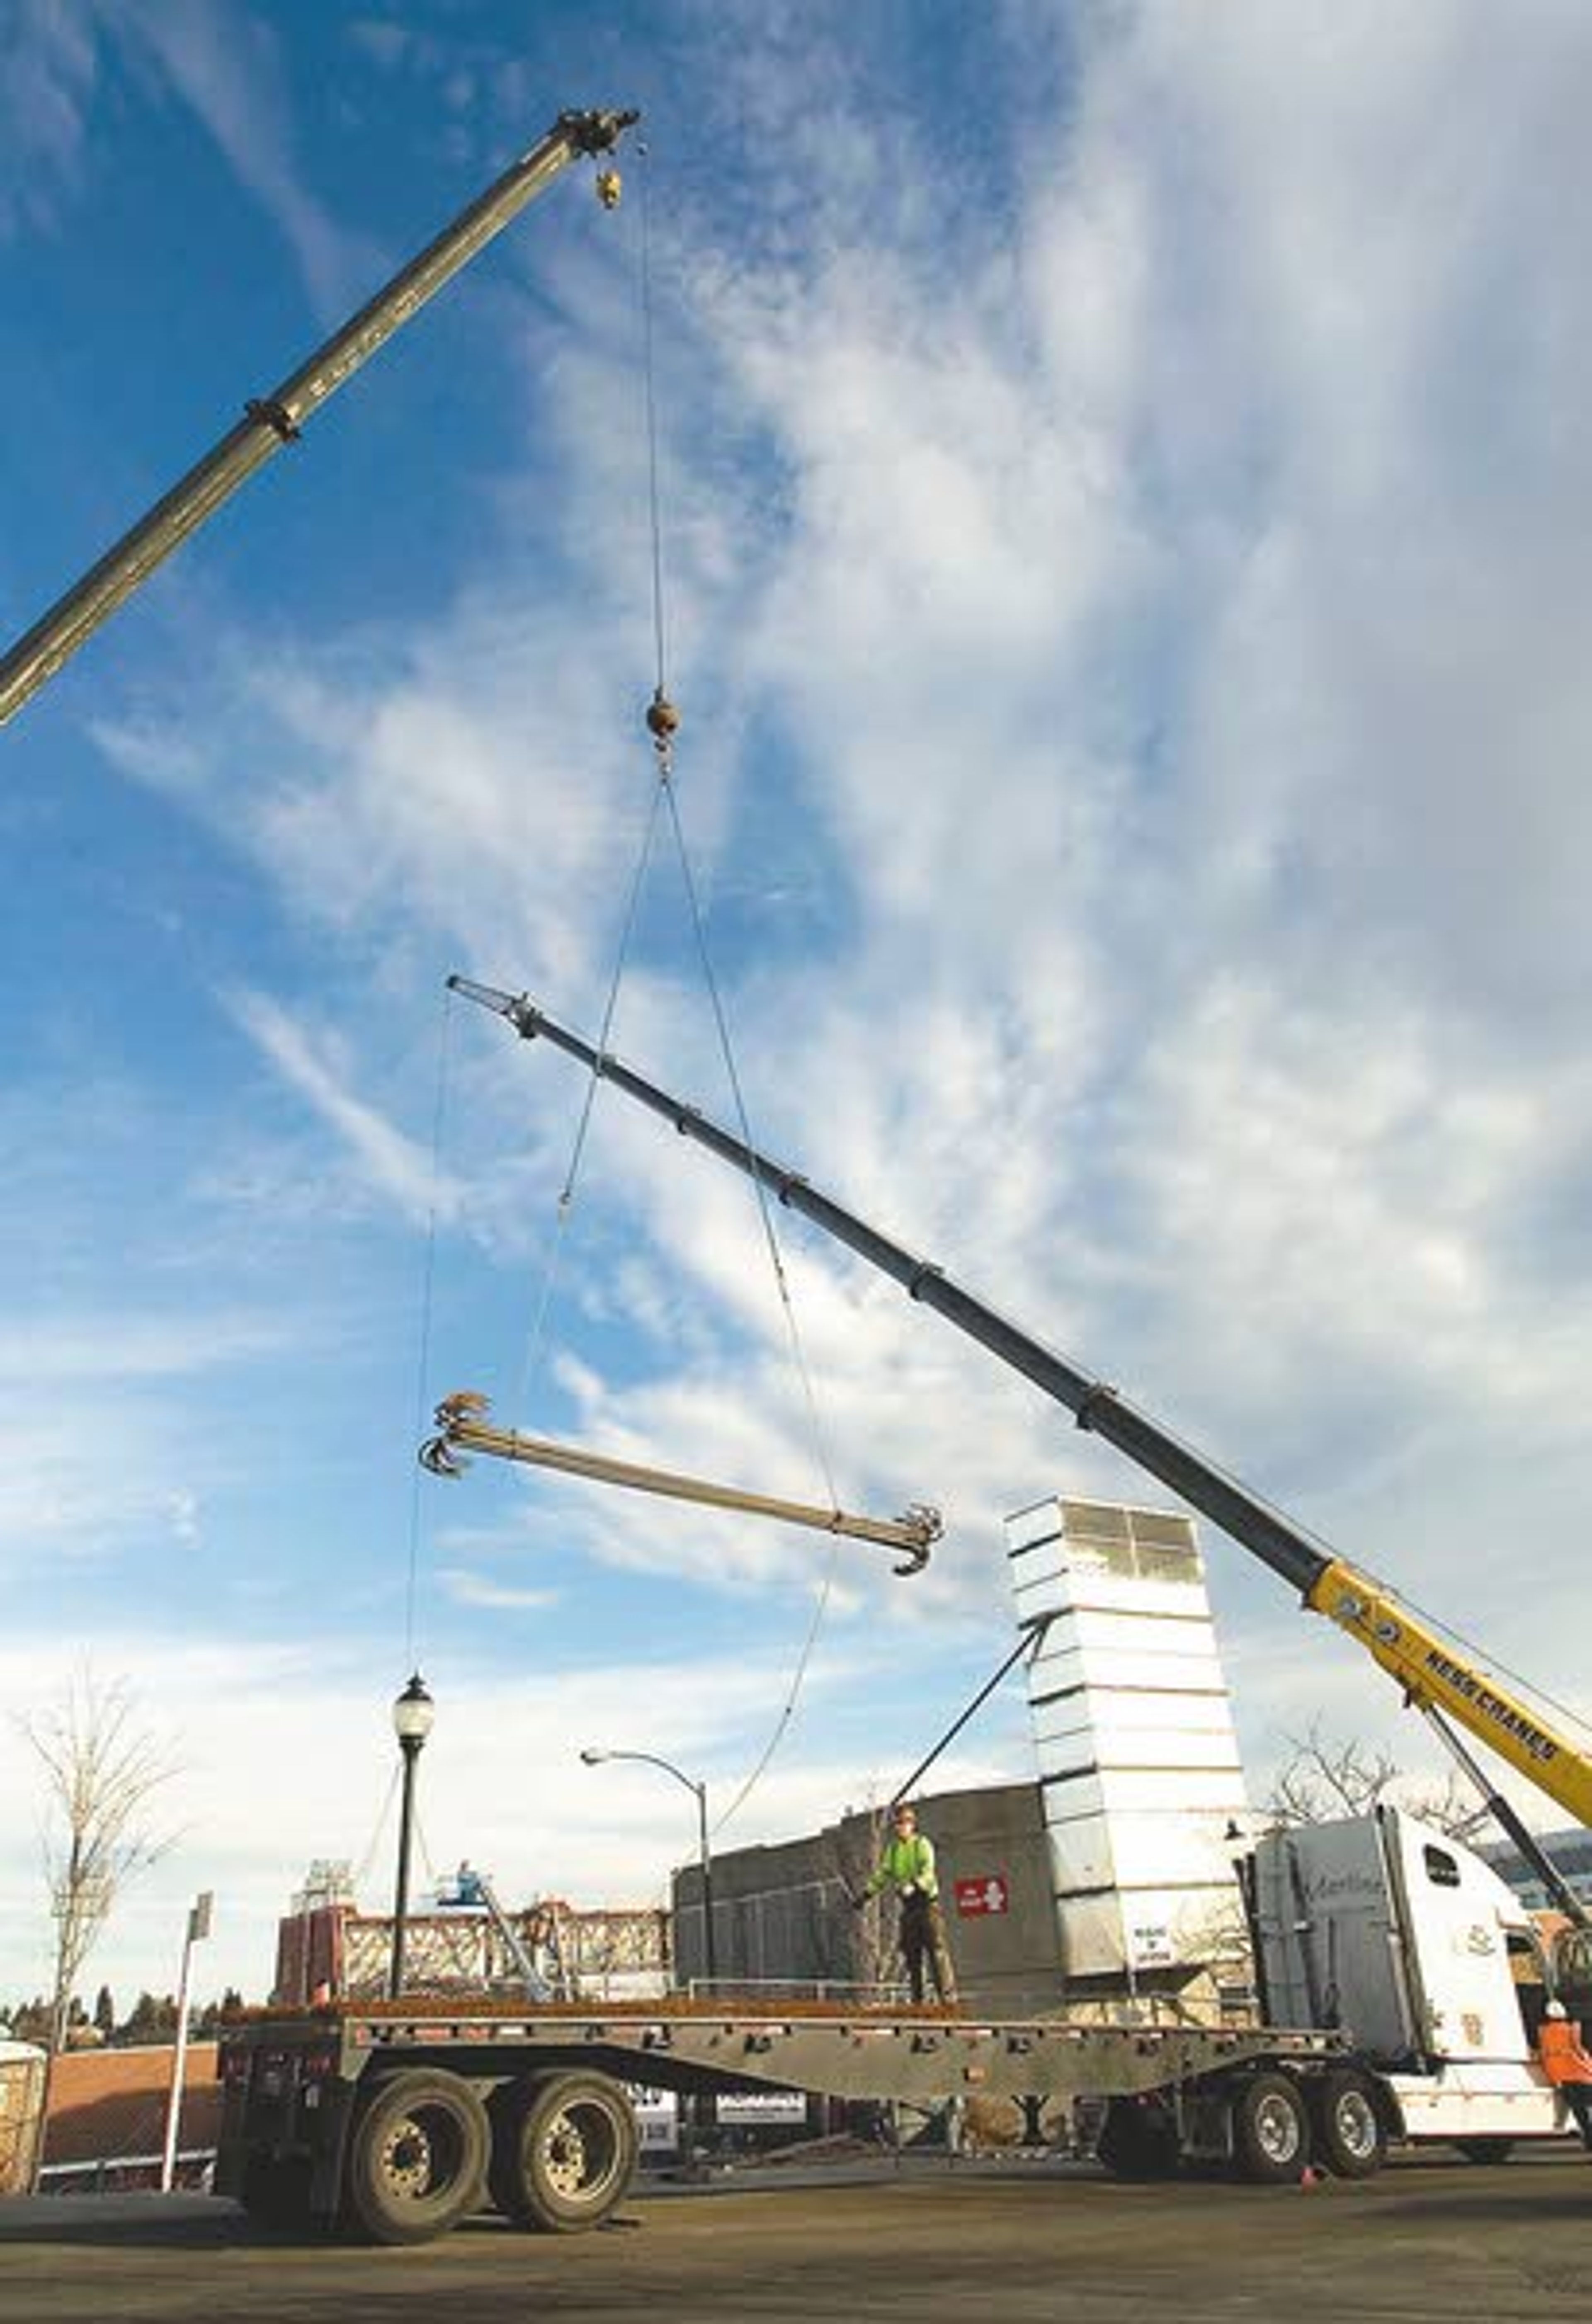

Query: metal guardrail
left=37, top=2148, right=215, bottom=2193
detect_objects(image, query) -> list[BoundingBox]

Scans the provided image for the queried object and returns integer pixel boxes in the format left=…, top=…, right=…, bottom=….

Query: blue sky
left=3, top=0, right=1592, bottom=2007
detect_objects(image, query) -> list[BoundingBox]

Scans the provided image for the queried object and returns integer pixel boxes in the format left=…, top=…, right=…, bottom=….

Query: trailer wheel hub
left=1253, top=2091, right=1303, bottom=2165
left=542, top=2114, right=590, bottom=2195
left=381, top=2118, right=436, bottom=2196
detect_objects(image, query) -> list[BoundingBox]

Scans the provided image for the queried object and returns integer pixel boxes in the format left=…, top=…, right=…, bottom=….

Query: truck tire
left=346, top=2068, right=489, bottom=2246
left=1094, top=2096, right=1181, bottom=2180
left=488, top=2069, right=637, bottom=2232
left=1310, top=2069, right=1387, bottom=2179
left=1230, top=2072, right=1310, bottom=2185
left=1455, top=2137, right=1516, bottom=2165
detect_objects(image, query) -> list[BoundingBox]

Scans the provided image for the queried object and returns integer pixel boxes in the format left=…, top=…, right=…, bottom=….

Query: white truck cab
left=1252, top=1806, right=1568, bottom=2151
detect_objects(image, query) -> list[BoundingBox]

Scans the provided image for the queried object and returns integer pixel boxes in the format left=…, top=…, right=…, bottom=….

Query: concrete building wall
left=675, top=1781, right=1068, bottom=2017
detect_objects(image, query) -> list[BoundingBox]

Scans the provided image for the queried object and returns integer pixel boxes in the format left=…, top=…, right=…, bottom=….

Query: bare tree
left=1266, top=1721, right=1490, bottom=1842
left=22, top=1670, right=176, bottom=2070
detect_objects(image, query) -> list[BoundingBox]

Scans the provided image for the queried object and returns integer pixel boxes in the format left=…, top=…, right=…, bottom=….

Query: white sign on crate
left=715, top=2089, right=807, bottom=2127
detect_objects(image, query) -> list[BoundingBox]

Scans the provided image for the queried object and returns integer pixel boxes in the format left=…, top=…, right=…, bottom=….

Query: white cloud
left=114, top=0, right=380, bottom=318
left=437, top=1567, right=559, bottom=1612
left=0, top=1308, right=285, bottom=1390
left=0, top=1625, right=912, bottom=2000
left=0, top=2, right=95, bottom=238
left=224, top=985, right=459, bottom=1229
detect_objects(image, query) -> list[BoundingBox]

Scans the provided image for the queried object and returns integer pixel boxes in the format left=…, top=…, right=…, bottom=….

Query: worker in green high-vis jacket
left=857, top=1801, right=958, bottom=2005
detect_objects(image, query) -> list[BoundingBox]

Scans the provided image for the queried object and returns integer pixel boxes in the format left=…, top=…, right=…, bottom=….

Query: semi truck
left=213, top=1804, right=1578, bottom=2239
left=215, top=1997, right=1350, bottom=2240
left=211, top=983, right=1592, bottom=2240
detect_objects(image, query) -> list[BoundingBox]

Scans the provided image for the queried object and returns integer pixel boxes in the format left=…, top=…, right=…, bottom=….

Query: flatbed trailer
left=215, top=1996, right=1361, bottom=2242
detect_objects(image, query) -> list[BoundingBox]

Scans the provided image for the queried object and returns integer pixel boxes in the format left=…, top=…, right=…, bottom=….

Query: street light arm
left=585, top=1746, right=703, bottom=1803
left=582, top=1744, right=716, bottom=1989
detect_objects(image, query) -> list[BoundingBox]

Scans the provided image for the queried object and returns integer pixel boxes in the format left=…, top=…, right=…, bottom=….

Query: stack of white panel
left=1007, top=1495, right=1249, bottom=1987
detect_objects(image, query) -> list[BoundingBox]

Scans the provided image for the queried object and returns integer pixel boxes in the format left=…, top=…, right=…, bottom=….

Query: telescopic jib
left=0, top=109, right=638, bottom=725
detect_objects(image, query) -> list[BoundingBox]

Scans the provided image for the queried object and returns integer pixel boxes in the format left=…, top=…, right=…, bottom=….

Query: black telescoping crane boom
left=449, top=973, right=1592, bottom=1925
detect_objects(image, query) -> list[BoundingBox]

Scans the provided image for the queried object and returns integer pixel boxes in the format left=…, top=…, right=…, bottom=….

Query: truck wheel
left=488, top=2070, right=637, bottom=2232
left=1310, top=2069, right=1387, bottom=2179
left=346, top=2069, right=489, bottom=2246
left=1230, top=2072, right=1310, bottom=2185
left=1094, top=2096, right=1180, bottom=2180
left=1455, top=2137, right=1515, bottom=2165
left=238, top=2154, right=313, bottom=2230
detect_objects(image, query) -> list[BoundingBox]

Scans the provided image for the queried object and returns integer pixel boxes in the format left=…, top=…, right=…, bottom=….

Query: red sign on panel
left=954, top=1874, right=1010, bottom=1918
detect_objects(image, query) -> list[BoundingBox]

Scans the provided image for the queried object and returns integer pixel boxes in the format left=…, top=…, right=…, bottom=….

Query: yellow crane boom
left=1306, top=1562, right=1592, bottom=1827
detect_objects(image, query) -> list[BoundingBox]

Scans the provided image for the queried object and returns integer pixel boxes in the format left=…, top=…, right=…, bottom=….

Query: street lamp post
left=389, top=1673, right=435, bottom=1999
left=580, top=1747, right=716, bottom=1990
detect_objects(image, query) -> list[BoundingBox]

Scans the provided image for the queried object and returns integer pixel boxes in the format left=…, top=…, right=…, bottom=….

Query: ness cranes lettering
left=0, top=108, right=638, bottom=725
left=449, top=974, right=1592, bottom=1933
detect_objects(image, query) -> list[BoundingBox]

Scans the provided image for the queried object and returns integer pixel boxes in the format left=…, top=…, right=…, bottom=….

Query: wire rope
left=638, top=140, right=668, bottom=698
left=514, top=143, right=685, bottom=1416
left=659, top=777, right=843, bottom=1512
left=633, top=146, right=847, bottom=1829
left=354, top=1761, right=402, bottom=1896
left=403, top=986, right=456, bottom=1667
left=515, top=769, right=670, bottom=1414
left=512, top=141, right=869, bottom=1836
left=654, top=774, right=847, bottom=1838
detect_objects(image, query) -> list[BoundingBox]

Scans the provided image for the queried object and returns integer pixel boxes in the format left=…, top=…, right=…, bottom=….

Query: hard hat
left=1546, top=1999, right=1568, bottom=2018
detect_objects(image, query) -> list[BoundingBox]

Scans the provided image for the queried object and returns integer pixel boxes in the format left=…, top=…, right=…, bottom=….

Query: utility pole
left=159, top=1891, right=213, bottom=2193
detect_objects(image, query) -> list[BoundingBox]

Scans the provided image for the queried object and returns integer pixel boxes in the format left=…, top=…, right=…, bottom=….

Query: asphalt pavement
left=0, top=2149, right=1588, bottom=2322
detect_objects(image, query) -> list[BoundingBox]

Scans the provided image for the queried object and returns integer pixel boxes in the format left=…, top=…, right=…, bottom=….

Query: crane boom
left=0, top=108, right=637, bottom=725
left=450, top=974, right=1592, bottom=1873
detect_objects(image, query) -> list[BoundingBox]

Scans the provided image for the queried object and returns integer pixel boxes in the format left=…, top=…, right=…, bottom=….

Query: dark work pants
left=1562, top=2083, right=1592, bottom=2152
left=899, top=1891, right=957, bottom=2004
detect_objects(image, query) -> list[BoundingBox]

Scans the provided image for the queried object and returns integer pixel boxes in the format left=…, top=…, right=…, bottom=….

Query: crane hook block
left=646, top=689, right=681, bottom=745
left=595, top=168, right=623, bottom=211
left=420, top=1388, right=493, bottom=1478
